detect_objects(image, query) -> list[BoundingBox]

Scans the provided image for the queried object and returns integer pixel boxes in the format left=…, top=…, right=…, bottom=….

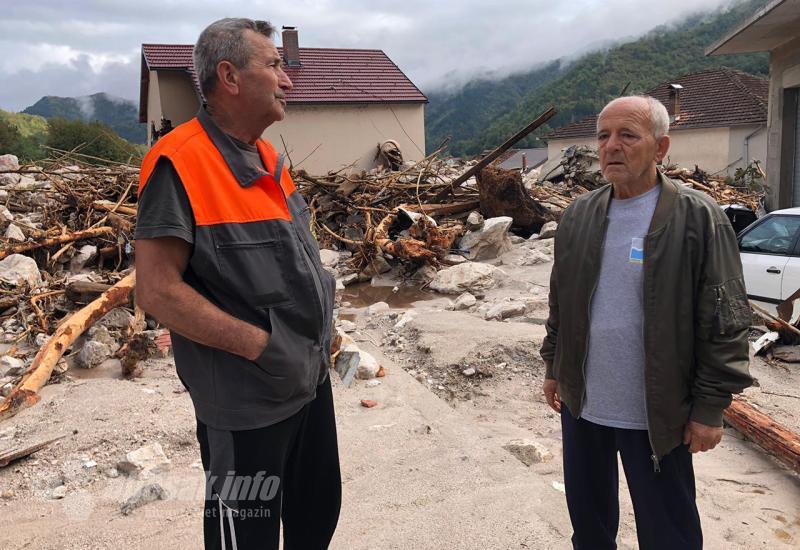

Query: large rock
left=0, top=254, right=42, bottom=288
left=3, top=224, right=24, bottom=242
left=518, top=250, right=552, bottom=266
left=465, top=211, right=485, bottom=231
left=99, top=308, right=134, bottom=331
left=355, top=349, right=381, bottom=380
left=459, top=216, right=513, bottom=260
left=0, top=206, right=13, bottom=223
left=319, top=249, right=340, bottom=269
left=453, top=292, right=477, bottom=310
left=117, top=442, right=171, bottom=479
left=0, top=155, right=20, bottom=186
left=503, top=439, right=554, bottom=466
left=121, top=483, right=168, bottom=515
left=0, top=355, right=25, bottom=377
left=538, top=221, right=558, bottom=239
left=69, top=245, right=97, bottom=272
left=485, top=300, right=527, bottom=320
left=430, top=262, right=506, bottom=295
left=77, top=340, right=112, bottom=369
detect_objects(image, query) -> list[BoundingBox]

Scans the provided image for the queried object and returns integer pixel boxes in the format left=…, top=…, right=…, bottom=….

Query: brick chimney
left=669, top=83, right=683, bottom=122
left=282, top=26, right=301, bottom=67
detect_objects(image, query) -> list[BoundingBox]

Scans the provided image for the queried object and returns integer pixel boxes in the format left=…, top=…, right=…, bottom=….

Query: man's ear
left=215, top=61, right=240, bottom=96
left=655, top=135, right=670, bottom=163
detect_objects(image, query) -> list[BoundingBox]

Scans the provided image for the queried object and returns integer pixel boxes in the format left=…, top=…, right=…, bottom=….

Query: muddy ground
left=0, top=238, right=799, bottom=549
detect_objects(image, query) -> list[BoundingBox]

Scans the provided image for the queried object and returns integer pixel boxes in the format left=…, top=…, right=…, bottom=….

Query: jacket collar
left=196, top=107, right=272, bottom=188
left=597, top=170, right=678, bottom=234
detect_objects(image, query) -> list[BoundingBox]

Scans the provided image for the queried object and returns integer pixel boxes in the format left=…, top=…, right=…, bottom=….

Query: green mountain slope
left=425, top=0, right=770, bottom=157
left=22, top=93, right=146, bottom=144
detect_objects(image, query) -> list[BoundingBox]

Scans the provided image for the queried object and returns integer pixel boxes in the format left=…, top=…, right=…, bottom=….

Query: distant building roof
left=545, top=69, right=768, bottom=141
left=494, top=148, right=549, bottom=171
left=139, top=44, right=427, bottom=122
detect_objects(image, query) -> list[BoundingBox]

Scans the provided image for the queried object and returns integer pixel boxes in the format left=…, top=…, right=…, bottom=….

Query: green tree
left=46, top=118, right=143, bottom=164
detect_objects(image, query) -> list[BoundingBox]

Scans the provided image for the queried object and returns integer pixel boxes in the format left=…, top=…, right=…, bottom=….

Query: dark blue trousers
left=561, top=406, right=702, bottom=550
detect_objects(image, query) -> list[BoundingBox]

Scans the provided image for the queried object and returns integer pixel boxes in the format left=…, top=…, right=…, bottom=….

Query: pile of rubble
left=0, top=152, right=155, bottom=422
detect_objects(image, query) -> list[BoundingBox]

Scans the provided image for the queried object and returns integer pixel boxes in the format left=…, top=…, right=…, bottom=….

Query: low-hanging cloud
left=0, top=0, right=742, bottom=111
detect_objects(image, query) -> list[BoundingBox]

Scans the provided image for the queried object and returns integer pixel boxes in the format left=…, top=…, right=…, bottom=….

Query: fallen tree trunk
left=0, top=271, right=136, bottom=421
left=724, top=397, right=800, bottom=475
left=476, top=166, right=557, bottom=230
left=0, top=227, right=114, bottom=261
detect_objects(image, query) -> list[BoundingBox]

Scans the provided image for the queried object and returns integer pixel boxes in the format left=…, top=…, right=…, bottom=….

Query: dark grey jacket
left=540, top=172, right=752, bottom=460
left=138, top=109, right=335, bottom=431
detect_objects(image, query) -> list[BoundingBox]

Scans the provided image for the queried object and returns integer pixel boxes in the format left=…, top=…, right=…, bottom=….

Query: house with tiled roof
left=139, top=27, right=428, bottom=174
left=707, top=0, right=800, bottom=211
left=543, top=69, right=768, bottom=178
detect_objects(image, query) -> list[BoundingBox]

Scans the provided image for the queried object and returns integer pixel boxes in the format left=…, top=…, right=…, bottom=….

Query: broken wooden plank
left=417, top=200, right=481, bottom=217
left=65, top=280, right=113, bottom=304
left=0, top=272, right=136, bottom=421
left=0, top=435, right=66, bottom=468
left=771, top=345, right=800, bottom=363
left=433, top=107, right=557, bottom=202
left=724, top=397, right=800, bottom=475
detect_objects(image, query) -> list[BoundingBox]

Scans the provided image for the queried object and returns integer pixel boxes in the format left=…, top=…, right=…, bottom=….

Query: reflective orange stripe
left=138, top=118, right=297, bottom=226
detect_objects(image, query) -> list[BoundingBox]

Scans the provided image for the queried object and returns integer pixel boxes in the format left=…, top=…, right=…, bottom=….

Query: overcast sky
left=0, top=0, right=739, bottom=112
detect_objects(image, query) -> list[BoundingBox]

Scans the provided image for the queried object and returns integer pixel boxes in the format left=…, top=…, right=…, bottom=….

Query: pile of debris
left=0, top=152, right=154, bottom=421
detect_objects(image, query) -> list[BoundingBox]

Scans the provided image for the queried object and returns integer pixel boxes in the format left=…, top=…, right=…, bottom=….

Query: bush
left=0, top=116, right=44, bottom=162
left=46, top=118, right=143, bottom=164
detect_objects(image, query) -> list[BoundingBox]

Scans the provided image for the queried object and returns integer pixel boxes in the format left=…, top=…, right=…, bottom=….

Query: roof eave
left=706, top=0, right=799, bottom=56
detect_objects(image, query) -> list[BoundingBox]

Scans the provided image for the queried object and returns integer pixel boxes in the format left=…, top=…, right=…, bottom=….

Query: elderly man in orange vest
left=135, top=18, right=340, bottom=550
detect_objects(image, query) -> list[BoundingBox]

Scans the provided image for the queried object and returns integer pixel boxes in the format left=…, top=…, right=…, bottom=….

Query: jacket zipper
left=578, top=216, right=608, bottom=415
left=642, top=232, right=661, bottom=473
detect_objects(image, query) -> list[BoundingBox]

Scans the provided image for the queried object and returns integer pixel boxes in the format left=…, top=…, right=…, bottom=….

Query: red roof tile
left=140, top=44, right=427, bottom=104
left=545, top=69, right=768, bottom=140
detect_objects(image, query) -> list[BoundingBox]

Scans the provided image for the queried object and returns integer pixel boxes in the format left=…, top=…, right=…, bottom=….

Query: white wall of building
left=264, top=103, right=426, bottom=175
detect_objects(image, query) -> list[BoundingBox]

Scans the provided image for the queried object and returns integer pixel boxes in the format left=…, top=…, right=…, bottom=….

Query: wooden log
left=65, top=280, right=113, bottom=304
left=0, top=271, right=136, bottom=421
left=476, top=166, right=556, bottom=230
left=433, top=107, right=557, bottom=202
left=0, top=435, right=66, bottom=468
left=417, top=200, right=481, bottom=217
left=92, top=200, right=138, bottom=216
left=724, top=397, right=800, bottom=475
left=0, top=227, right=114, bottom=261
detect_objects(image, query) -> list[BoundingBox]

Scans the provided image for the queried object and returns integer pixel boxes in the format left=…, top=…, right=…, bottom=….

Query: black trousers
left=197, top=376, right=341, bottom=550
left=561, top=405, right=702, bottom=550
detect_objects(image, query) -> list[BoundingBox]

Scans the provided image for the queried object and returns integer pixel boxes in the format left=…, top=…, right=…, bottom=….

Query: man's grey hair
left=194, top=18, right=276, bottom=97
left=597, top=95, right=670, bottom=139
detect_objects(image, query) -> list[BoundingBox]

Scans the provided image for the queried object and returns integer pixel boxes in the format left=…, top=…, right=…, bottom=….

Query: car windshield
left=740, top=215, right=800, bottom=254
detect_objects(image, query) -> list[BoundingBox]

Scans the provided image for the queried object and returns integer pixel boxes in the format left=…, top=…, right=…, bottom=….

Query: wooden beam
left=432, top=107, right=557, bottom=202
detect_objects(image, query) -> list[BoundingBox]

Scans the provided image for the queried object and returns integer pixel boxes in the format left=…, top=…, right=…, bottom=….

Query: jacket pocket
left=712, top=278, right=751, bottom=336
left=216, top=239, right=294, bottom=308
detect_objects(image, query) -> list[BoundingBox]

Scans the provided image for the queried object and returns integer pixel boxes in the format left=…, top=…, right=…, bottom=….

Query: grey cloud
left=0, top=0, right=739, bottom=111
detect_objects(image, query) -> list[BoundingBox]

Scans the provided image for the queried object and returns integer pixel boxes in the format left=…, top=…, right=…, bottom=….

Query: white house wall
left=727, top=124, right=767, bottom=174
left=547, top=126, right=765, bottom=178
left=765, top=35, right=800, bottom=210
left=264, top=103, right=426, bottom=175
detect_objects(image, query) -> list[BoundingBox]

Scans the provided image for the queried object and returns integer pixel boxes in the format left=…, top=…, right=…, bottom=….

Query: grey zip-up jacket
left=540, top=172, right=752, bottom=460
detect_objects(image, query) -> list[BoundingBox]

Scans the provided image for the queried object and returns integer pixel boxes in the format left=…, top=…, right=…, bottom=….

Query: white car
left=738, top=207, right=800, bottom=312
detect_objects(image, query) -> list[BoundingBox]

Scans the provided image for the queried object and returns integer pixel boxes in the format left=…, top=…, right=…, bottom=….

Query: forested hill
left=425, top=0, right=770, bottom=157
left=22, top=93, right=146, bottom=144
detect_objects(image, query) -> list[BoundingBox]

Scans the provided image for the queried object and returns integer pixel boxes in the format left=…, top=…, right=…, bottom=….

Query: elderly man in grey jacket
left=540, top=95, right=752, bottom=549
